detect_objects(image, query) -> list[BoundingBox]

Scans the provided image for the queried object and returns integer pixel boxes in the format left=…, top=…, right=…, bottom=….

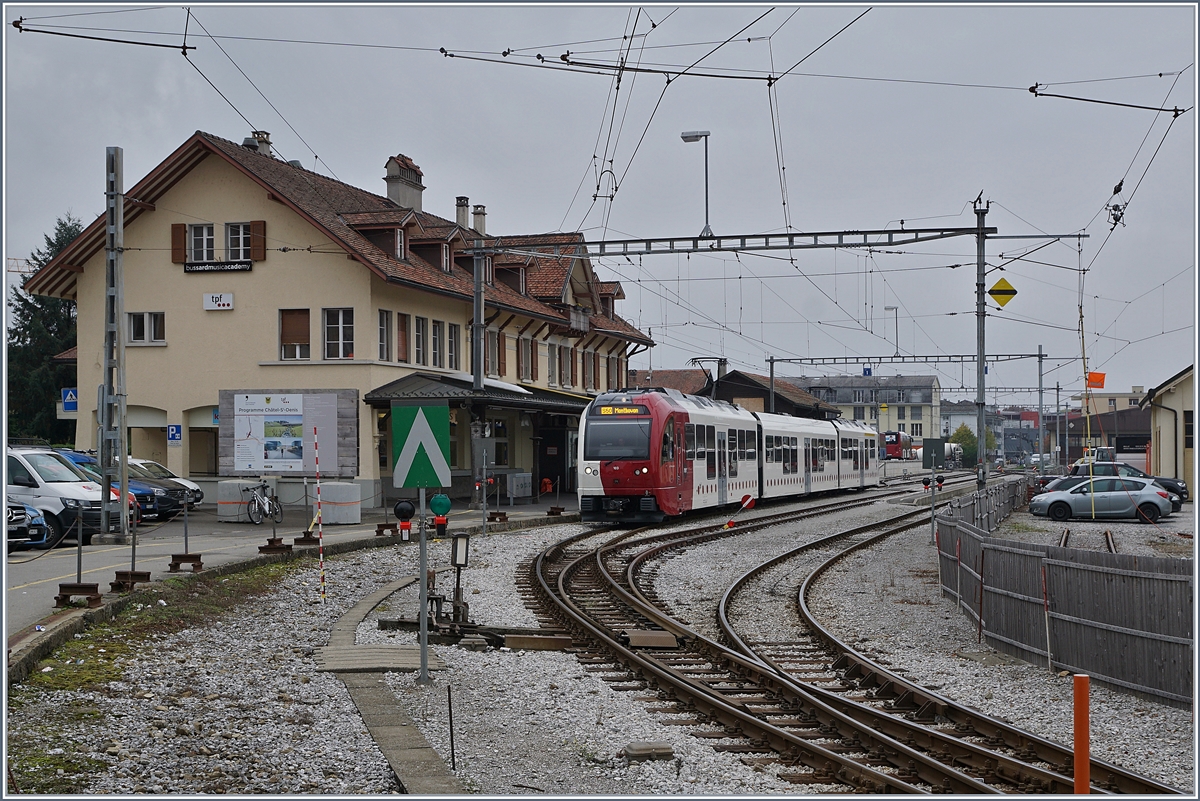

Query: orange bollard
left=1074, top=673, right=1090, bottom=793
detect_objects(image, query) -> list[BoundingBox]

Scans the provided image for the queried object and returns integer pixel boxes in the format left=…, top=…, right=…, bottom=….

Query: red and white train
left=578, top=388, right=883, bottom=523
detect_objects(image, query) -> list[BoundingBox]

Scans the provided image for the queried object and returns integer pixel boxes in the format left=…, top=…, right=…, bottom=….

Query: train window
left=736, top=429, right=745, bottom=461
left=745, top=430, right=757, bottom=462
left=661, top=418, right=675, bottom=463
left=728, top=429, right=737, bottom=461
left=853, top=439, right=860, bottom=470
left=765, top=435, right=773, bottom=463
left=706, top=425, right=716, bottom=480
left=685, top=423, right=696, bottom=460
left=790, top=438, right=798, bottom=474
left=811, top=441, right=820, bottom=471
left=774, top=437, right=783, bottom=467
left=782, top=437, right=790, bottom=474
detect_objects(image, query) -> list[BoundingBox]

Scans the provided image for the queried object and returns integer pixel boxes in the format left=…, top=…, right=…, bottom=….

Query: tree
left=7, top=214, right=83, bottom=444
left=948, top=422, right=997, bottom=468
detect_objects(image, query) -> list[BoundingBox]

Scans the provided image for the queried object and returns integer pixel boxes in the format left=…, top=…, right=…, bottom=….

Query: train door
left=659, top=415, right=676, bottom=489
left=717, top=430, right=728, bottom=505
left=857, top=438, right=865, bottom=489
left=803, top=438, right=812, bottom=494
left=675, top=418, right=687, bottom=512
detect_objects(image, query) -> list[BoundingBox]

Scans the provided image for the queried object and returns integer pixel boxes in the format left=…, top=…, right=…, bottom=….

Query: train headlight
left=584, top=466, right=594, bottom=475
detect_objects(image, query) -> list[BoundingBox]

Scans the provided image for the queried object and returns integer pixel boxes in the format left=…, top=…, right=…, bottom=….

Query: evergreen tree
left=7, top=214, right=83, bottom=444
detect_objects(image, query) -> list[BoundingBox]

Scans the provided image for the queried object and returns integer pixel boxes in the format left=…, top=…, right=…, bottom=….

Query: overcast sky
left=4, top=3, right=1196, bottom=405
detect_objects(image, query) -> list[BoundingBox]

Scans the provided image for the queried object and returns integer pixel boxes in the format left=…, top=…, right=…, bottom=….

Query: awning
left=364, top=371, right=591, bottom=414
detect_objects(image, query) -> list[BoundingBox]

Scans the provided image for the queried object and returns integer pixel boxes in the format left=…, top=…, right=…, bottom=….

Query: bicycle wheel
left=247, top=496, right=264, bottom=524
left=271, top=496, right=283, bottom=524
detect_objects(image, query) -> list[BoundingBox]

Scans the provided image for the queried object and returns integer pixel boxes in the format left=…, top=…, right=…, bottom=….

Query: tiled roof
left=590, top=312, right=653, bottom=345
left=723, top=371, right=837, bottom=412
left=52, top=346, right=78, bottom=363
left=27, top=131, right=651, bottom=347
left=626, top=368, right=712, bottom=396
left=387, top=153, right=423, bottom=177
left=597, top=281, right=625, bottom=299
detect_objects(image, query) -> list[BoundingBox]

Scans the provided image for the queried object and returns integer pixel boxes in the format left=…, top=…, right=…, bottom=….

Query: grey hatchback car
left=1029, top=476, right=1173, bottom=523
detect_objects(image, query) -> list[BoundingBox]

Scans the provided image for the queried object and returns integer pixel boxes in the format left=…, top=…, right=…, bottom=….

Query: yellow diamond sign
left=988, top=277, right=1017, bottom=307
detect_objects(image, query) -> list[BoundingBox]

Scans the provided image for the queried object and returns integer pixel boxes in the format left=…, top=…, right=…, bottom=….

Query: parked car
left=1067, top=461, right=1188, bottom=505
left=1028, top=476, right=1173, bottom=523
left=125, top=462, right=190, bottom=518
left=128, top=458, right=203, bottom=506
left=6, top=447, right=116, bottom=546
left=7, top=501, right=50, bottom=552
left=75, top=463, right=154, bottom=522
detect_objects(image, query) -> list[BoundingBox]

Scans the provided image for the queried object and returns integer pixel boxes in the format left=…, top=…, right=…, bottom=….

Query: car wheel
left=81, top=528, right=94, bottom=546
left=39, top=516, right=68, bottom=549
left=1137, top=503, right=1161, bottom=524
left=1048, top=503, right=1071, bottom=522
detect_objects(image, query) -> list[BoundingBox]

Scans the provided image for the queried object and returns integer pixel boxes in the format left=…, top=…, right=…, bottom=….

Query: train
left=577, top=388, right=883, bottom=523
left=882, top=430, right=914, bottom=460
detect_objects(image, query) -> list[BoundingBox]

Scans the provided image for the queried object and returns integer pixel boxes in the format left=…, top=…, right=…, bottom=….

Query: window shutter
left=498, top=331, right=507, bottom=377
left=571, top=348, right=578, bottom=387
left=530, top=340, right=539, bottom=381
left=250, top=220, right=266, bottom=261
left=171, top=224, right=186, bottom=263
left=280, top=309, right=310, bottom=345
left=593, top=352, right=600, bottom=389
left=515, top=338, right=524, bottom=380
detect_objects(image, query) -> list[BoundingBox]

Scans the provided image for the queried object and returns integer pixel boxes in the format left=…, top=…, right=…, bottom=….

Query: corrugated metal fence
left=935, top=477, right=1193, bottom=707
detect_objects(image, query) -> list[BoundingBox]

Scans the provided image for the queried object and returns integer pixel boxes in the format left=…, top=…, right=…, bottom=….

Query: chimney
left=456, top=196, right=469, bottom=228
left=717, top=358, right=728, bottom=379
left=384, top=153, right=424, bottom=211
left=241, top=137, right=259, bottom=152
left=251, top=130, right=272, bottom=158
left=472, top=204, right=487, bottom=234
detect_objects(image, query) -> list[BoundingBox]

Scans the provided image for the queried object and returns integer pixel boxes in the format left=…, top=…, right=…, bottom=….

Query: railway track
left=529, top=492, right=1180, bottom=794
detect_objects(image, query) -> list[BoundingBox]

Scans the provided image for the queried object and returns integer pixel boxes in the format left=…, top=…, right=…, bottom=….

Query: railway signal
left=394, top=499, right=415, bottom=541
left=722, top=494, right=756, bottom=529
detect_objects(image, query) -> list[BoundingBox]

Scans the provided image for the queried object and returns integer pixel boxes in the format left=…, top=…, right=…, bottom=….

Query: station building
left=782, top=374, right=941, bottom=446
left=27, top=130, right=653, bottom=506
left=1140, top=365, right=1194, bottom=492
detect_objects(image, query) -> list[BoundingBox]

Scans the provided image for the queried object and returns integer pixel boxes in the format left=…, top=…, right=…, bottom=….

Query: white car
left=6, top=447, right=116, bottom=546
left=128, top=458, right=204, bottom=506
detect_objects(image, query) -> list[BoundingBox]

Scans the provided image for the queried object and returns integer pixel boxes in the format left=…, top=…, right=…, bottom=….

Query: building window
left=280, top=309, right=309, bottom=359
left=397, top=313, right=410, bottom=363
left=897, top=405, right=906, bottom=420
left=1185, top=410, right=1193, bottom=450
left=519, top=338, right=532, bottom=381
left=227, top=223, right=252, bottom=260
left=128, top=312, right=165, bottom=344
left=607, top=355, right=619, bottom=390
left=396, top=229, right=406, bottom=260
left=1128, top=398, right=1138, bottom=406
left=490, top=418, right=510, bottom=466
left=583, top=350, right=594, bottom=390
left=853, top=389, right=866, bottom=403
left=486, top=330, right=499, bottom=376
left=441, top=244, right=452, bottom=273
left=432, top=320, right=444, bottom=368
left=324, top=308, right=354, bottom=359
left=897, top=423, right=906, bottom=433
left=910, top=406, right=922, bottom=420
left=1108, top=398, right=1117, bottom=409
left=448, top=323, right=460, bottom=370
left=547, top=344, right=558, bottom=386
left=911, top=423, right=923, bottom=437
left=414, top=316, right=428, bottom=365
left=191, top=224, right=214, bottom=262
left=378, top=310, right=393, bottom=361
left=853, top=406, right=865, bottom=420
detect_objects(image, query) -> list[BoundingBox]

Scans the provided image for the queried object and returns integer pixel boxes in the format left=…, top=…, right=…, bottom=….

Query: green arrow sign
left=391, top=401, right=451, bottom=489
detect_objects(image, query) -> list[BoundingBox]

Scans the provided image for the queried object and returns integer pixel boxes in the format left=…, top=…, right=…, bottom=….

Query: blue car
left=8, top=501, right=51, bottom=552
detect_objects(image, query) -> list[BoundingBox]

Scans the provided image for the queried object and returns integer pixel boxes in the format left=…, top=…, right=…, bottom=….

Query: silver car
left=1029, top=476, right=1173, bottom=524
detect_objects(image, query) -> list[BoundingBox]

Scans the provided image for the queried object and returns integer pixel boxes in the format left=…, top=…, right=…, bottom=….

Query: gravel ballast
left=7, top=497, right=1194, bottom=794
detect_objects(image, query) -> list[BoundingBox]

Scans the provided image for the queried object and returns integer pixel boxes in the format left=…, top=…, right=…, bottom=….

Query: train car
left=882, top=430, right=914, bottom=460
left=577, top=388, right=883, bottom=523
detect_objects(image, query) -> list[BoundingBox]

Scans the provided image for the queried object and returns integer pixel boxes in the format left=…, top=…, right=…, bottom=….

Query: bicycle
left=242, top=481, right=283, bottom=525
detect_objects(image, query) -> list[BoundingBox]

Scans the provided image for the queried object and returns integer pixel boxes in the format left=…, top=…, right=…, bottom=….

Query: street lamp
left=884, top=306, right=899, bottom=357
left=680, top=130, right=713, bottom=237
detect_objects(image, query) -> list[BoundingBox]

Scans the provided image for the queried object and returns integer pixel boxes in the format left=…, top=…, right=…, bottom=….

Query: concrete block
left=624, top=741, right=674, bottom=762
left=503, top=634, right=574, bottom=651
left=312, top=482, right=361, bottom=524
left=218, top=480, right=260, bottom=523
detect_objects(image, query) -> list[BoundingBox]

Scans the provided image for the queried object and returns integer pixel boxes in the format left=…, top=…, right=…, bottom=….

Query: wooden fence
left=935, top=479, right=1193, bottom=707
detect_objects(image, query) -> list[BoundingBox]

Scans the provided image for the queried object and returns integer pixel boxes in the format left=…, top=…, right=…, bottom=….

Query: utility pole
left=768, top=355, right=776, bottom=414
left=975, top=197, right=989, bottom=490
left=99, top=146, right=131, bottom=545
left=471, top=239, right=485, bottom=510
left=1037, top=344, right=1045, bottom=476
left=1056, top=382, right=1062, bottom=471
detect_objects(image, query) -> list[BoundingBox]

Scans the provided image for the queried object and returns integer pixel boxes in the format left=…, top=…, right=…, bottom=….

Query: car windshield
left=23, top=452, right=88, bottom=483
left=126, top=463, right=154, bottom=479
left=137, top=461, right=175, bottom=479
left=584, top=419, right=651, bottom=460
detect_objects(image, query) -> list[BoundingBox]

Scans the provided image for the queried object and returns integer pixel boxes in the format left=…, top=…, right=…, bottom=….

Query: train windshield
left=584, top=419, right=651, bottom=460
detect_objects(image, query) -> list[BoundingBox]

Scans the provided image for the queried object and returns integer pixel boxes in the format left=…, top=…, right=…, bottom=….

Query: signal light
left=435, top=515, right=447, bottom=538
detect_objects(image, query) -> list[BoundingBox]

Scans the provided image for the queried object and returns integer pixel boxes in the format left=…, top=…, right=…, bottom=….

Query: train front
left=577, top=392, right=666, bottom=523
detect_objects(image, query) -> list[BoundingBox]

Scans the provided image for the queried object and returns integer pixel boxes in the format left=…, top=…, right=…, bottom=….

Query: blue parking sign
left=61, top=388, right=78, bottom=412
left=167, top=424, right=182, bottom=441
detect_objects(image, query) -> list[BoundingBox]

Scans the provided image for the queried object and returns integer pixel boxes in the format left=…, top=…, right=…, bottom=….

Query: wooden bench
left=54, top=582, right=103, bottom=609
left=258, top=537, right=293, bottom=554
left=168, top=553, right=204, bottom=573
left=109, top=570, right=151, bottom=593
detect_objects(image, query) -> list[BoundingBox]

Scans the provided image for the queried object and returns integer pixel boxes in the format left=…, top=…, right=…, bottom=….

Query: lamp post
left=884, top=305, right=899, bottom=357
left=680, top=130, right=713, bottom=237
